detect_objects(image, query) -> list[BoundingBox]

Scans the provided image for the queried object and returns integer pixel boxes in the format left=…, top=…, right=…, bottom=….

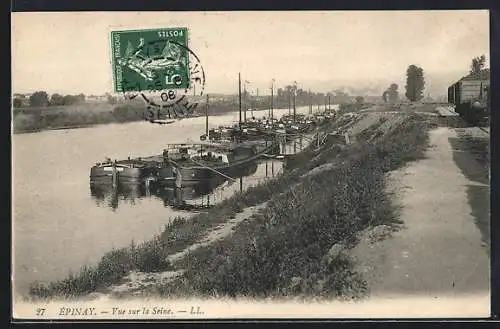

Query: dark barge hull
left=89, top=163, right=159, bottom=184
left=158, top=142, right=277, bottom=183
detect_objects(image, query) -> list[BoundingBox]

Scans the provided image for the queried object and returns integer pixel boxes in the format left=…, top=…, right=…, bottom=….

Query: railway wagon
left=447, top=73, right=490, bottom=124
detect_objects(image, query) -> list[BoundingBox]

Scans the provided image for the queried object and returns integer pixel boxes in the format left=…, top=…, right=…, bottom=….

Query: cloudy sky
left=12, top=10, right=489, bottom=97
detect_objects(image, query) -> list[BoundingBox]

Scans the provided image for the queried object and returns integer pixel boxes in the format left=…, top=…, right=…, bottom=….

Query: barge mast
left=238, top=73, right=242, bottom=129
left=205, top=94, right=209, bottom=140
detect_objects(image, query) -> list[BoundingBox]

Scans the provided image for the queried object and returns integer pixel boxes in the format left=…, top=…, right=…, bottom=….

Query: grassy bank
left=28, top=112, right=431, bottom=300
left=153, top=114, right=430, bottom=299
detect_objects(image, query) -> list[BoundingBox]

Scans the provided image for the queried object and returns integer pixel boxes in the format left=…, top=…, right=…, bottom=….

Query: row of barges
left=90, top=73, right=338, bottom=187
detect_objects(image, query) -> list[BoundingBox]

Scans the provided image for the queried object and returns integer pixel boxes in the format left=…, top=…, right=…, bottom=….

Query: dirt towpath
left=351, top=127, right=490, bottom=298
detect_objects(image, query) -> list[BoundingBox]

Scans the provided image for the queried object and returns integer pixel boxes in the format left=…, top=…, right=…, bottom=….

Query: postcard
left=11, top=10, right=491, bottom=320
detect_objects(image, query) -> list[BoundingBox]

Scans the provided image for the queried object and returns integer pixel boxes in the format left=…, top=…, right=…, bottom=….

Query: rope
left=185, top=157, right=237, bottom=182
left=478, top=127, right=489, bottom=135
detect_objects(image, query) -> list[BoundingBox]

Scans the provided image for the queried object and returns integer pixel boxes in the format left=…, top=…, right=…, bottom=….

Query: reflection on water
left=90, top=159, right=283, bottom=212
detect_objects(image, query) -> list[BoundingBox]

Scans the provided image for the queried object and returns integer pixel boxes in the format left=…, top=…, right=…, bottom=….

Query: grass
left=463, top=136, right=490, bottom=169
left=154, top=114, right=430, bottom=300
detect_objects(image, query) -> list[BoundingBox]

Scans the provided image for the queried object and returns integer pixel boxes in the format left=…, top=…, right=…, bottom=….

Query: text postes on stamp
left=111, top=27, right=190, bottom=93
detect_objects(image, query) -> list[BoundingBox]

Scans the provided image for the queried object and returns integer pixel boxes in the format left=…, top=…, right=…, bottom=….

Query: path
left=350, top=127, right=490, bottom=299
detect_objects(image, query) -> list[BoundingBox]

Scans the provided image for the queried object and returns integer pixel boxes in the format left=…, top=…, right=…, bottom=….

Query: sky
left=11, top=10, right=490, bottom=97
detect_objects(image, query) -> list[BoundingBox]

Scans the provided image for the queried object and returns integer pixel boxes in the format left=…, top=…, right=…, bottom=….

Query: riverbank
left=27, top=108, right=432, bottom=300
left=13, top=103, right=143, bottom=134
left=12, top=102, right=258, bottom=134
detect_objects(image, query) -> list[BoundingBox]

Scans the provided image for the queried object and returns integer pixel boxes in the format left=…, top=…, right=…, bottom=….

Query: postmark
left=110, top=27, right=205, bottom=121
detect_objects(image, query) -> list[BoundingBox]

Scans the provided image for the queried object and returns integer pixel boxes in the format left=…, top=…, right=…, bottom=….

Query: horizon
left=12, top=11, right=489, bottom=98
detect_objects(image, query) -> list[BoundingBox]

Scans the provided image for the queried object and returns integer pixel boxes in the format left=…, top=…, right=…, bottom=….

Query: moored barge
left=157, top=140, right=277, bottom=183
left=89, top=156, right=162, bottom=184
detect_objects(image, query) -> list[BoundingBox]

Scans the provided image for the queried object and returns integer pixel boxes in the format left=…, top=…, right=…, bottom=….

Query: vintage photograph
left=12, top=10, right=490, bottom=319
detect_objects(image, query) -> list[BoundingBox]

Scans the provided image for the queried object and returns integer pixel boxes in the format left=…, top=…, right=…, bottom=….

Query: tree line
left=241, top=85, right=357, bottom=110
left=13, top=91, right=118, bottom=108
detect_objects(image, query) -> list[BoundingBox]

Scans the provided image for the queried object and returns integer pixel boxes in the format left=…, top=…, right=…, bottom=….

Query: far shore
left=12, top=101, right=340, bottom=135
left=12, top=104, right=256, bottom=135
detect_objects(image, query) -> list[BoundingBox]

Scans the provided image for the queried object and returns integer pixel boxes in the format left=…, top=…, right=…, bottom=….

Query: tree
left=470, top=55, right=486, bottom=75
left=333, top=90, right=349, bottom=104
left=355, top=96, right=364, bottom=104
left=105, top=92, right=117, bottom=105
left=61, top=94, right=86, bottom=105
left=387, top=83, right=399, bottom=103
left=277, top=88, right=284, bottom=101
left=63, top=95, right=76, bottom=105
left=29, top=91, right=49, bottom=107
left=13, top=98, right=23, bottom=108
left=382, top=91, right=389, bottom=103
left=405, top=65, right=425, bottom=102
left=50, top=93, right=65, bottom=106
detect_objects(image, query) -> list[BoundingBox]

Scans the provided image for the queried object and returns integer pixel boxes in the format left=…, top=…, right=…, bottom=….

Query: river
left=12, top=105, right=335, bottom=295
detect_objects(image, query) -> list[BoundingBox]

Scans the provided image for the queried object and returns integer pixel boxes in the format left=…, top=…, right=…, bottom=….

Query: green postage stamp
left=110, top=27, right=190, bottom=93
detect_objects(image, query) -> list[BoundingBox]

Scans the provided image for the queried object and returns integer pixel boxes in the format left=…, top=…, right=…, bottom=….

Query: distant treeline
left=11, top=86, right=368, bottom=134
left=12, top=102, right=145, bottom=134
left=13, top=91, right=119, bottom=108
left=14, top=86, right=360, bottom=110
left=13, top=98, right=259, bottom=134
left=239, top=86, right=354, bottom=110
